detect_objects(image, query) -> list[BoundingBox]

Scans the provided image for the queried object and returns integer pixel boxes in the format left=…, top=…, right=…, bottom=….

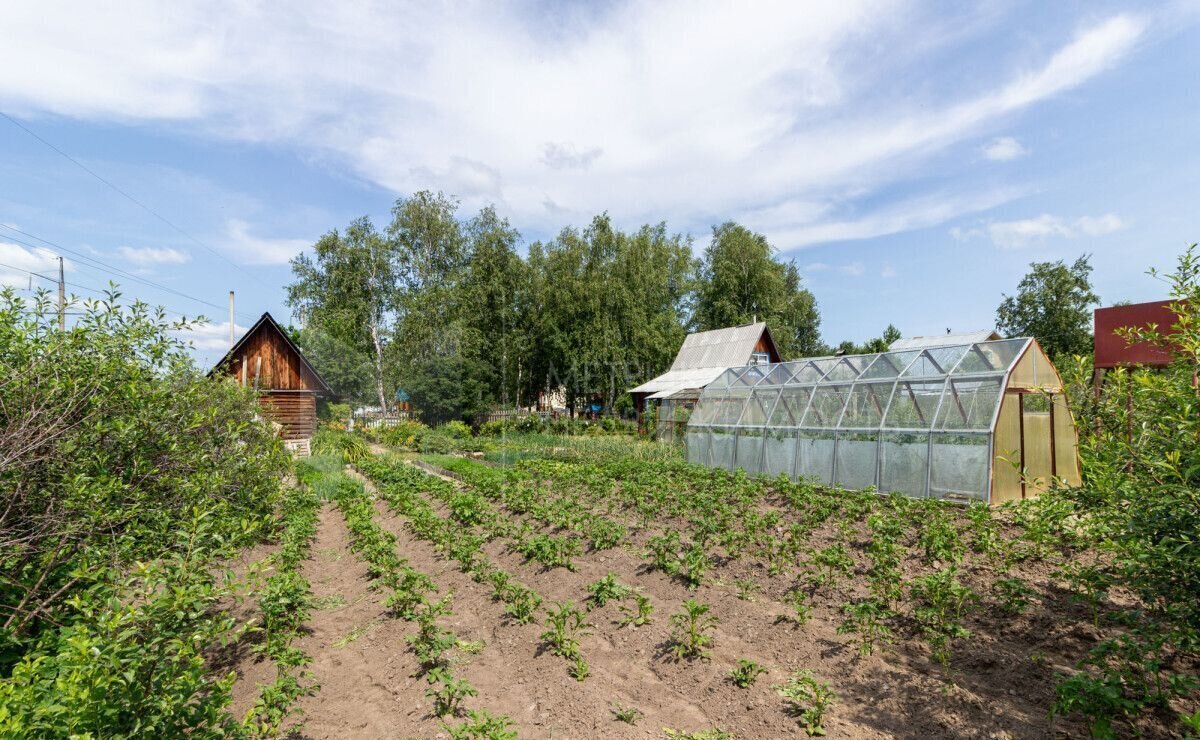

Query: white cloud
left=804, top=260, right=866, bottom=277
left=0, top=5, right=1148, bottom=247
left=224, top=219, right=310, bottom=266
left=0, top=242, right=61, bottom=287
left=983, top=136, right=1028, bottom=161
left=984, top=212, right=1126, bottom=248
left=175, top=318, right=248, bottom=352
left=881, top=263, right=898, bottom=279
left=769, top=187, right=1024, bottom=249
left=117, top=245, right=190, bottom=265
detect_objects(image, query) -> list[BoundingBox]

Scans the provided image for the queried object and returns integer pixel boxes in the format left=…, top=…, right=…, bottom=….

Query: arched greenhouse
left=685, top=338, right=1082, bottom=505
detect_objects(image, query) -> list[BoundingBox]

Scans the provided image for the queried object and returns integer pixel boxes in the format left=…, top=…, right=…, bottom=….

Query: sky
left=0, top=0, right=1197, bottom=366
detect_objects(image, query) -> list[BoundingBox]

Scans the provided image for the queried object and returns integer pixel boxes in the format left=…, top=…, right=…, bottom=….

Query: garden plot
left=224, top=449, right=1189, bottom=739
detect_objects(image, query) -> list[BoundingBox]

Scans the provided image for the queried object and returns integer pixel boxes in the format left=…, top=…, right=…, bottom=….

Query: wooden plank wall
left=224, top=324, right=323, bottom=392
left=259, top=393, right=317, bottom=440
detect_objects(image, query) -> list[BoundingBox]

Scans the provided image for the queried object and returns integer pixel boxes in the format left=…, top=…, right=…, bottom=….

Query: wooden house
left=629, top=322, right=781, bottom=440
left=209, top=312, right=333, bottom=454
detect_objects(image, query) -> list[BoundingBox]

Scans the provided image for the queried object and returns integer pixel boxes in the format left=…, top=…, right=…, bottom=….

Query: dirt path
left=289, top=503, right=429, bottom=738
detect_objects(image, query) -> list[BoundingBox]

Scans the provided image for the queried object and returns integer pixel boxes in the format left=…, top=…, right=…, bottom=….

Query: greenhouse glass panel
left=883, top=379, right=944, bottom=430
left=822, top=355, right=874, bottom=382
left=713, top=389, right=749, bottom=424
left=835, top=431, right=878, bottom=490
left=953, top=339, right=1027, bottom=375
left=860, top=351, right=919, bottom=379
left=789, top=361, right=828, bottom=383
left=807, top=358, right=841, bottom=381
left=770, top=386, right=812, bottom=426
left=803, top=384, right=852, bottom=428
left=709, top=428, right=736, bottom=470
left=839, top=381, right=893, bottom=429
left=686, top=429, right=709, bottom=465
left=735, top=429, right=764, bottom=474
left=926, top=345, right=971, bottom=374
left=739, top=389, right=775, bottom=426
left=934, top=377, right=1003, bottom=431
left=796, top=431, right=835, bottom=481
left=690, top=389, right=724, bottom=424
left=929, top=433, right=989, bottom=501
left=762, top=428, right=797, bottom=478
left=758, top=364, right=794, bottom=386
left=709, top=367, right=743, bottom=389
left=735, top=365, right=768, bottom=387
left=879, top=432, right=929, bottom=498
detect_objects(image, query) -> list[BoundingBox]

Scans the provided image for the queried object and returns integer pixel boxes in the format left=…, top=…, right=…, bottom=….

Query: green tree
left=387, top=190, right=468, bottom=370
left=457, top=206, right=532, bottom=408
left=293, top=324, right=374, bottom=402
left=996, top=255, right=1099, bottom=360
left=694, top=222, right=822, bottom=357
left=531, top=215, right=696, bottom=414
left=287, top=217, right=397, bottom=411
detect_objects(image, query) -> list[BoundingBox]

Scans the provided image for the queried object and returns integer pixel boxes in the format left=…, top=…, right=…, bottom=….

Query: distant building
left=209, top=312, right=333, bottom=455
left=629, top=321, right=780, bottom=440
left=890, top=329, right=1001, bottom=351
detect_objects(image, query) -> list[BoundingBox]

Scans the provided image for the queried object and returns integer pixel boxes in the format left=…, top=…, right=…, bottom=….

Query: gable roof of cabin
left=207, top=312, right=334, bottom=396
left=630, top=322, right=778, bottom=397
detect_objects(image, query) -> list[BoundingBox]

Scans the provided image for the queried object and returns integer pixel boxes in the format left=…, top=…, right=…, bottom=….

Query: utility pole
left=229, top=291, right=235, bottom=348
left=57, top=257, right=65, bottom=331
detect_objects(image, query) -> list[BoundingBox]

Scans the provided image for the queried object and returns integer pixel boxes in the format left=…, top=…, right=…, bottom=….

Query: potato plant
left=670, top=599, right=718, bottom=660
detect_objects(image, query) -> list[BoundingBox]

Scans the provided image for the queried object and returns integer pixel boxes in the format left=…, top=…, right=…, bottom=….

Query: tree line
left=287, top=190, right=1102, bottom=423
left=287, top=192, right=838, bottom=422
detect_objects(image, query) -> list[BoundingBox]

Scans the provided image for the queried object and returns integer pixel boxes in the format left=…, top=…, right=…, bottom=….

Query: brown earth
left=223, top=464, right=1180, bottom=739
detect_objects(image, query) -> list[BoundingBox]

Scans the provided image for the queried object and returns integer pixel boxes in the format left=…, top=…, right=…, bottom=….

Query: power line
left=0, top=259, right=218, bottom=321
left=0, top=223, right=256, bottom=321
left=0, top=111, right=253, bottom=279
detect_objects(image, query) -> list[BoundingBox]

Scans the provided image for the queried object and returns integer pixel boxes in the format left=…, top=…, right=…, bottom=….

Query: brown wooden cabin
left=209, top=312, right=333, bottom=451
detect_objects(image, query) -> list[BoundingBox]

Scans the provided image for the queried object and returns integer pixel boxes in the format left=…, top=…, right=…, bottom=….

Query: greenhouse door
left=993, top=390, right=1061, bottom=504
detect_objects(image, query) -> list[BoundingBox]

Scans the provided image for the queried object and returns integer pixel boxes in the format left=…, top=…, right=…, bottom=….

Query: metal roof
left=630, top=366, right=729, bottom=397
left=890, top=329, right=1001, bottom=351
left=670, top=322, right=771, bottom=370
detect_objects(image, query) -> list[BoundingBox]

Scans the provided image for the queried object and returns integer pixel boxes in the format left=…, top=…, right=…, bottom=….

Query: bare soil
left=223, top=466, right=1181, bottom=739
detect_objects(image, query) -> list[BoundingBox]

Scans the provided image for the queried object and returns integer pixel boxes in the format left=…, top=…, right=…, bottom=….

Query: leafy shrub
left=440, top=420, right=473, bottom=440
left=313, top=428, right=370, bottom=463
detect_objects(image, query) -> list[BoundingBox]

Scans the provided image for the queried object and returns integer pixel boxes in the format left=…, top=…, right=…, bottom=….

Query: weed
left=735, top=579, right=760, bottom=602
left=333, top=622, right=372, bottom=648
left=663, top=729, right=733, bottom=740
left=776, top=670, right=836, bottom=736
left=311, top=593, right=348, bottom=611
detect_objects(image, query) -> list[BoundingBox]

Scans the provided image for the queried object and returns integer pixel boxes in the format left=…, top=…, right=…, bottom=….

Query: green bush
left=0, top=289, right=288, bottom=670
left=440, top=420, right=473, bottom=440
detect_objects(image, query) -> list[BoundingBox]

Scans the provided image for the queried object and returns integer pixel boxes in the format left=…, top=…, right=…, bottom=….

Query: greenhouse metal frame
left=685, top=338, right=1081, bottom=505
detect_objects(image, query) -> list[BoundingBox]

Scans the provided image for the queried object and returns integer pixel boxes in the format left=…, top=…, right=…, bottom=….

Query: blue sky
left=0, top=1, right=1197, bottom=366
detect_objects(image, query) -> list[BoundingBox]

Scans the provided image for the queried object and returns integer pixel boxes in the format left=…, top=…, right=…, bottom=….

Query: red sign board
left=1093, top=300, right=1182, bottom=369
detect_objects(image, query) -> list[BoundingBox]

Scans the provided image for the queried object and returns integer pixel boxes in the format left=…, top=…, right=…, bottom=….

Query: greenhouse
left=685, top=338, right=1081, bottom=505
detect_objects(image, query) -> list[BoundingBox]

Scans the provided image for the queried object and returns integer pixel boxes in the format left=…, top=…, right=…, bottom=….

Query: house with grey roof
left=630, top=321, right=780, bottom=440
